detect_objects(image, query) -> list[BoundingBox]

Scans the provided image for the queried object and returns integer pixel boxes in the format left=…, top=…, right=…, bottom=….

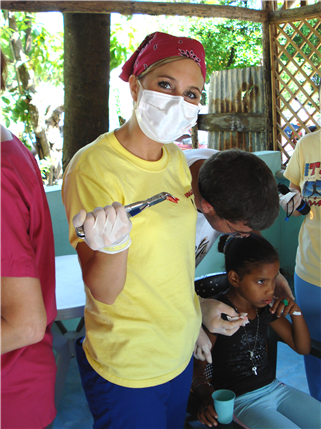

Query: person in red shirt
left=1, top=50, right=57, bottom=429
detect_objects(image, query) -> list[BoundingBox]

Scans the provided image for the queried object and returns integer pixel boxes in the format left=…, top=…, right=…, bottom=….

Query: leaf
left=1, top=96, right=11, bottom=105
left=187, top=16, right=263, bottom=81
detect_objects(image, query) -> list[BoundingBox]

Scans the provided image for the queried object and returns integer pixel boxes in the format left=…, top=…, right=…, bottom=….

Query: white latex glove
left=279, top=188, right=302, bottom=213
left=200, top=297, right=249, bottom=336
left=73, top=202, right=132, bottom=253
left=194, top=326, right=213, bottom=364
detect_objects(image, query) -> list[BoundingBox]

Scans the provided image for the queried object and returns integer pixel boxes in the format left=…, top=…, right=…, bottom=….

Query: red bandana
left=119, top=32, right=206, bottom=82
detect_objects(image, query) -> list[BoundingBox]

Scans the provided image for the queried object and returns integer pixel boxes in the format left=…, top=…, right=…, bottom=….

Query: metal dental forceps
left=125, top=192, right=178, bottom=218
left=75, top=192, right=178, bottom=239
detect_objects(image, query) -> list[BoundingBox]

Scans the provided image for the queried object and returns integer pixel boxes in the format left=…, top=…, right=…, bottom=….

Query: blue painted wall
left=46, top=185, right=76, bottom=256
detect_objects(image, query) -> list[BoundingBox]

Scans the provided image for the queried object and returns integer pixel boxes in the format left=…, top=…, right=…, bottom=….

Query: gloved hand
left=279, top=188, right=302, bottom=213
left=199, top=297, right=248, bottom=336
left=194, top=326, right=212, bottom=364
left=73, top=202, right=132, bottom=254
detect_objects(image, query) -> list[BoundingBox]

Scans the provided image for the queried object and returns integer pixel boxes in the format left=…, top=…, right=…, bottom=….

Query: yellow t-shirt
left=62, top=131, right=201, bottom=387
left=284, top=129, right=321, bottom=288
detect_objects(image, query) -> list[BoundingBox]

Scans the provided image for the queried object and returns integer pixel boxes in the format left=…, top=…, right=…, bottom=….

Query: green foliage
left=1, top=90, right=30, bottom=128
left=38, top=157, right=53, bottom=180
left=31, top=28, right=64, bottom=85
left=1, top=11, right=132, bottom=155
left=1, top=12, right=64, bottom=87
left=110, top=24, right=135, bottom=71
left=186, top=18, right=263, bottom=82
left=1, top=11, right=64, bottom=151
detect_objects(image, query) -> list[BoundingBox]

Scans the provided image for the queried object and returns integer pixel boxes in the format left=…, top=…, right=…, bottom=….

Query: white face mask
left=134, top=82, right=200, bottom=144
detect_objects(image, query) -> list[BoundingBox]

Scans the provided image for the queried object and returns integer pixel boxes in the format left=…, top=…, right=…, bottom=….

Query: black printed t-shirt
left=211, top=294, right=278, bottom=397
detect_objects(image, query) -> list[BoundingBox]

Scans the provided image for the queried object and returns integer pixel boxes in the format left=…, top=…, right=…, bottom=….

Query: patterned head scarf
left=119, top=32, right=206, bottom=82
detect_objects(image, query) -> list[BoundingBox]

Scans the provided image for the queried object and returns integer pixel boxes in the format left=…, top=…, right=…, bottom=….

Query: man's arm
left=1, top=277, right=47, bottom=354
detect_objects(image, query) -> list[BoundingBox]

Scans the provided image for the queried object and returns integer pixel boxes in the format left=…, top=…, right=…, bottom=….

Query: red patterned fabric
left=120, top=32, right=206, bottom=82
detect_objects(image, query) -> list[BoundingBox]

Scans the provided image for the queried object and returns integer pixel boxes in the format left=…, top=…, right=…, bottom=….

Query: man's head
left=198, top=149, right=279, bottom=233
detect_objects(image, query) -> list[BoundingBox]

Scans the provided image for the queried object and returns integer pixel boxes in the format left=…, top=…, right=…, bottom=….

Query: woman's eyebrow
left=190, top=85, right=202, bottom=94
left=156, top=74, right=202, bottom=94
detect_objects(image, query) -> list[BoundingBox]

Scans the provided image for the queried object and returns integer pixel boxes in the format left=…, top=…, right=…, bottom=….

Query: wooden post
left=63, top=13, right=110, bottom=170
left=191, top=124, right=199, bottom=149
left=261, top=1, right=274, bottom=150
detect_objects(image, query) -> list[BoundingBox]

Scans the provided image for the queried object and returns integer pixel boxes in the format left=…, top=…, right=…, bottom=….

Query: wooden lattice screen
left=270, top=16, right=321, bottom=167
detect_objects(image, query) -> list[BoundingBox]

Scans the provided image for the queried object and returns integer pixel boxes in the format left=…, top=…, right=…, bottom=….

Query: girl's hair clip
left=223, top=235, right=235, bottom=254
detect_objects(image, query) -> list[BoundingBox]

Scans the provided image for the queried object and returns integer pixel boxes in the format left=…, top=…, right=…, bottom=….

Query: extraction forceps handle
left=75, top=192, right=178, bottom=239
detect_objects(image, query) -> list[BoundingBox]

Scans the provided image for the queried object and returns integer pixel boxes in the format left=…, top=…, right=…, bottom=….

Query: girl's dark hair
left=1, top=49, right=8, bottom=91
left=218, top=233, right=279, bottom=279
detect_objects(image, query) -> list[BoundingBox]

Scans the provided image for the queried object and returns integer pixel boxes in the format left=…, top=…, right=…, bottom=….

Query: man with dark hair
left=198, top=149, right=279, bottom=230
left=186, top=148, right=280, bottom=268
left=185, top=148, right=293, bottom=358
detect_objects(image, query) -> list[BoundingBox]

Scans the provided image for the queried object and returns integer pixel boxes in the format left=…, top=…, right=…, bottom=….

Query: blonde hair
left=137, top=56, right=187, bottom=80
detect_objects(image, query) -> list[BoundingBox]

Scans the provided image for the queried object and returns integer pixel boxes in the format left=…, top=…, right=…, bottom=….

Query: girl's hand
left=197, top=397, right=218, bottom=427
left=270, top=296, right=301, bottom=318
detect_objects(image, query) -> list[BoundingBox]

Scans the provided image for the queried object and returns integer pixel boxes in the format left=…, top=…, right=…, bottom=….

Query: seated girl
left=191, top=233, right=321, bottom=428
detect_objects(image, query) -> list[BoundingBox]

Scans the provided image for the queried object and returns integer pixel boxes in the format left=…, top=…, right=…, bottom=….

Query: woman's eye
left=185, top=91, right=197, bottom=100
left=158, top=81, right=171, bottom=90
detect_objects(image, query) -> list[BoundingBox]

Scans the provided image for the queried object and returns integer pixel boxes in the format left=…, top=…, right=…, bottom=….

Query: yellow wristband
left=99, top=236, right=131, bottom=254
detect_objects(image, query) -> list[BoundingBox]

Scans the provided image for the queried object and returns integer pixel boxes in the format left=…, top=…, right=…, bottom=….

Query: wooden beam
left=198, top=113, right=265, bottom=133
left=1, top=1, right=268, bottom=22
left=269, top=3, right=321, bottom=23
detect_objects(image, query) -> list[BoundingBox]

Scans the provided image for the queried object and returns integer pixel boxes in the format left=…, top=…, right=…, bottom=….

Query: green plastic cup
left=212, top=389, right=236, bottom=424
